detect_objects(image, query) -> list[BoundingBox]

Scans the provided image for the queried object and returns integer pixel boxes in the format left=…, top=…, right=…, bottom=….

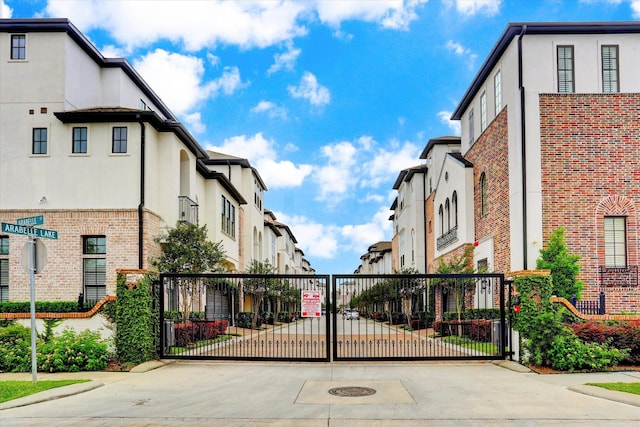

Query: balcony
left=437, top=225, right=458, bottom=250
left=178, top=196, right=199, bottom=225
left=599, top=265, right=638, bottom=288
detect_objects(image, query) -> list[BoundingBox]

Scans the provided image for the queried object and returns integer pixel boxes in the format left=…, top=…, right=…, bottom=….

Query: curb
left=569, top=384, right=640, bottom=407
left=0, top=381, right=104, bottom=410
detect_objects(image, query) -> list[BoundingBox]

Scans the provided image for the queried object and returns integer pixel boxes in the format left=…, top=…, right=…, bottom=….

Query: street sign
left=16, top=215, right=44, bottom=226
left=301, top=290, right=322, bottom=318
left=1, top=223, right=58, bottom=240
left=22, top=239, right=47, bottom=274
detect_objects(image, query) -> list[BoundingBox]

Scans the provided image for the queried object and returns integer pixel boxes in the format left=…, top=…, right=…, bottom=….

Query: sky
left=2, top=0, right=639, bottom=274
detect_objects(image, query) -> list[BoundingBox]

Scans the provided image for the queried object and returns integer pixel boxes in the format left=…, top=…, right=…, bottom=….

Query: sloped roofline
left=419, top=136, right=461, bottom=159
left=451, top=21, right=640, bottom=120
left=1, top=18, right=177, bottom=122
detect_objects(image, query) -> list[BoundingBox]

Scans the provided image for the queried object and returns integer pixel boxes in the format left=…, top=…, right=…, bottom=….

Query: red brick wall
left=540, top=93, right=640, bottom=313
left=465, top=107, right=511, bottom=275
left=0, top=209, right=163, bottom=301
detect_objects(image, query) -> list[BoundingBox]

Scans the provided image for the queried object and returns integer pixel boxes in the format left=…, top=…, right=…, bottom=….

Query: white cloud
left=133, top=50, right=244, bottom=128
left=251, top=100, right=288, bottom=119
left=274, top=212, right=341, bottom=259
left=45, top=0, right=309, bottom=51
left=313, top=141, right=359, bottom=201
left=315, top=0, right=427, bottom=31
left=207, top=133, right=312, bottom=189
left=438, top=110, right=461, bottom=135
left=288, top=72, right=331, bottom=106
left=454, top=0, right=502, bottom=17
left=341, top=206, right=394, bottom=254
left=364, top=139, right=421, bottom=188
left=632, top=0, right=640, bottom=17
left=445, top=40, right=477, bottom=70
left=268, top=42, right=301, bottom=74
left=1, top=0, right=12, bottom=18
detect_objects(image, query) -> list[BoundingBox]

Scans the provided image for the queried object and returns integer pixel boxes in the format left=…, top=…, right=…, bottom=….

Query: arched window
left=452, top=191, right=458, bottom=227
left=480, top=173, right=487, bottom=216
left=438, top=205, right=444, bottom=235
left=445, top=198, right=451, bottom=231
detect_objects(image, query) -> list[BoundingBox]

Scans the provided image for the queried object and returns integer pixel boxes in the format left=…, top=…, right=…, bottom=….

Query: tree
left=243, top=259, right=278, bottom=328
left=394, top=267, right=420, bottom=323
left=536, top=227, right=584, bottom=300
left=153, top=222, right=226, bottom=322
left=435, top=245, right=475, bottom=331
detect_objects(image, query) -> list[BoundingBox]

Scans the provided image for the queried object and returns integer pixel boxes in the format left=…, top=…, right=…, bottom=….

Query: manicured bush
left=433, top=319, right=493, bottom=342
left=38, top=328, right=109, bottom=372
left=0, top=324, right=31, bottom=372
left=174, top=320, right=229, bottom=347
left=0, top=324, right=109, bottom=373
left=262, top=312, right=275, bottom=325
left=237, top=312, right=262, bottom=329
left=409, top=311, right=434, bottom=330
left=277, top=311, right=294, bottom=323
left=546, top=333, right=627, bottom=372
left=444, top=308, right=501, bottom=321
left=0, top=301, right=92, bottom=313
left=391, top=312, right=406, bottom=325
left=570, top=321, right=640, bottom=364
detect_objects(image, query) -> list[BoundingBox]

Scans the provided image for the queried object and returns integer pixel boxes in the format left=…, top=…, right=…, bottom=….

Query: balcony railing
left=437, top=225, right=458, bottom=250
left=178, top=195, right=199, bottom=225
left=599, top=265, right=638, bottom=288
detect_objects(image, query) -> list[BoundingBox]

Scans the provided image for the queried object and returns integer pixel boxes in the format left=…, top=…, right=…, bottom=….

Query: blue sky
left=2, top=0, right=638, bottom=274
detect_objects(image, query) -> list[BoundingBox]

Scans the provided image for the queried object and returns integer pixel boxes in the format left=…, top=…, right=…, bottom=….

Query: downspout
left=518, top=25, right=528, bottom=270
left=423, top=168, right=428, bottom=274
left=137, top=118, right=146, bottom=269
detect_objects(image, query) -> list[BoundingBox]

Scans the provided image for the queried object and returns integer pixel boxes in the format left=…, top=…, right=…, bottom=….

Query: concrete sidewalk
left=2, top=360, right=640, bottom=426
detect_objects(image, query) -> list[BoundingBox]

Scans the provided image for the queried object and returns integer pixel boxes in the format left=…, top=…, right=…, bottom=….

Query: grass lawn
left=587, top=382, right=640, bottom=395
left=441, top=336, right=499, bottom=354
left=0, top=380, right=90, bottom=403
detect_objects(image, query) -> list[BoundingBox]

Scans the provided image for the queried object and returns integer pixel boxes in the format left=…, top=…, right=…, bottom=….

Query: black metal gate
left=158, top=273, right=511, bottom=362
left=159, top=273, right=330, bottom=361
left=332, top=274, right=509, bottom=361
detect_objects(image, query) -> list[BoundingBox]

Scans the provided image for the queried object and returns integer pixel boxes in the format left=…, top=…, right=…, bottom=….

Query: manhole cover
left=328, top=386, right=377, bottom=397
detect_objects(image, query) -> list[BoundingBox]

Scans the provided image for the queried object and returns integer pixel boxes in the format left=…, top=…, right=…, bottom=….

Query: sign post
left=1, top=218, right=56, bottom=383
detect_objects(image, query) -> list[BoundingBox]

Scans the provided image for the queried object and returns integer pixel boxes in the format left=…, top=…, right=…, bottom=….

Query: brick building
left=447, top=22, right=640, bottom=313
left=0, top=18, right=312, bottom=304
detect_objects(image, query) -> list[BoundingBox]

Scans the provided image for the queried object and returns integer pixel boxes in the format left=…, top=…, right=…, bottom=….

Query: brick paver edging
left=551, top=296, right=640, bottom=321
left=0, top=295, right=116, bottom=319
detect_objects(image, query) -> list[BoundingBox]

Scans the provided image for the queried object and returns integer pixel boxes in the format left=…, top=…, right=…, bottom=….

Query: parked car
left=343, top=309, right=359, bottom=320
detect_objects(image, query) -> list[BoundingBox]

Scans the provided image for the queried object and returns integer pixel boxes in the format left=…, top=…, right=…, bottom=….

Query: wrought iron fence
left=159, top=273, right=330, bottom=361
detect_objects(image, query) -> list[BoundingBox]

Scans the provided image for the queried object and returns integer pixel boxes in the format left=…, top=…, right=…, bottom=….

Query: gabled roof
left=204, top=151, right=268, bottom=191
left=451, top=21, right=640, bottom=120
left=392, top=164, right=427, bottom=189
left=2, top=18, right=176, bottom=122
left=419, top=136, right=461, bottom=159
left=448, top=152, right=474, bottom=168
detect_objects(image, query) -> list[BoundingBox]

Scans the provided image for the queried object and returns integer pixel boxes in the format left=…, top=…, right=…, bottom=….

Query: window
left=604, top=216, right=627, bottom=267
left=11, top=35, right=25, bottom=60
left=445, top=198, right=451, bottom=231
left=112, top=127, right=127, bottom=153
left=73, top=127, right=88, bottom=154
left=32, top=128, right=47, bottom=155
left=438, top=205, right=444, bottom=235
left=468, top=108, right=475, bottom=144
left=602, top=45, right=619, bottom=93
left=480, top=172, right=487, bottom=216
left=221, top=195, right=236, bottom=238
left=480, top=92, right=487, bottom=132
left=254, top=179, right=263, bottom=210
left=452, top=191, right=458, bottom=227
left=557, top=45, right=574, bottom=93
left=494, top=70, right=502, bottom=115
left=0, top=236, right=8, bottom=302
left=83, top=236, right=106, bottom=301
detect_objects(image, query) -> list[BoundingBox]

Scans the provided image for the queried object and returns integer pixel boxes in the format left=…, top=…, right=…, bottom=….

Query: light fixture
left=39, top=196, right=47, bottom=204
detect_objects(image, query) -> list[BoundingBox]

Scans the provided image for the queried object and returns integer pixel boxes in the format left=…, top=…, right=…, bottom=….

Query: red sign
left=301, top=290, right=321, bottom=317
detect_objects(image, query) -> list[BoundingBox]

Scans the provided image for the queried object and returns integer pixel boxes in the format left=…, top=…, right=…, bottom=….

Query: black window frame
left=32, top=128, right=47, bottom=155
left=112, top=127, right=128, bottom=154
left=73, top=127, right=88, bottom=154
left=0, top=236, right=9, bottom=302
left=11, top=34, right=26, bottom=60
left=557, top=45, right=575, bottom=93
left=601, top=45, right=619, bottom=93
left=82, top=236, right=106, bottom=302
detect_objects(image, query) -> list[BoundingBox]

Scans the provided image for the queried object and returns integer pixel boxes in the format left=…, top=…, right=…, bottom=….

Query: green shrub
left=547, top=333, right=627, bottom=372
left=38, top=328, right=108, bottom=372
left=115, top=274, right=157, bottom=366
left=0, top=324, right=31, bottom=372
left=0, top=301, right=89, bottom=313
